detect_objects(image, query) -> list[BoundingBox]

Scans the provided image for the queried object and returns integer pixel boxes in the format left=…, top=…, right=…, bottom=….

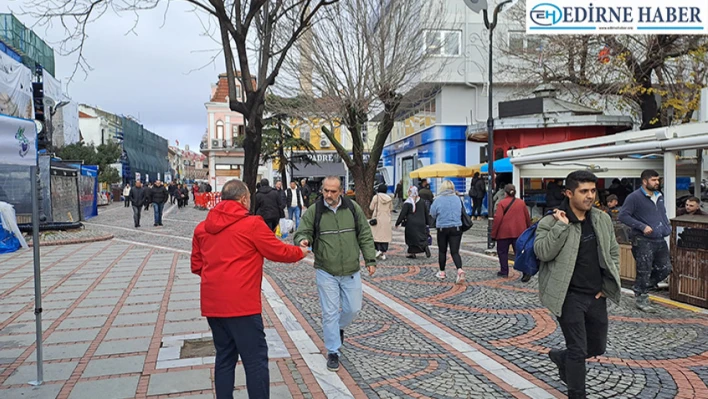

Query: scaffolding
left=0, top=14, right=55, bottom=77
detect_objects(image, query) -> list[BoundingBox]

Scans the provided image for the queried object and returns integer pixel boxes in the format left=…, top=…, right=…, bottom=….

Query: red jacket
left=492, top=196, right=531, bottom=240
left=191, top=200, right=304, bottom=317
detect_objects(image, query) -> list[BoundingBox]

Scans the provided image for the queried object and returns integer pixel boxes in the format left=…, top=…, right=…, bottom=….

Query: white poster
left=135, top=172, right=141, bottom=182
left=157, top=172, right=161, bottom=181
left=164, top=173, right=172, bottom=183
left=0, top=114, right=36, bottom=166
left=145, top=174, right=150, bottom=183
left=0, top=50, right=33, bottom=120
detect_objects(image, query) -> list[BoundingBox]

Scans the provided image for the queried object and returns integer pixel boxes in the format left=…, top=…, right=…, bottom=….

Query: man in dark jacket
left=618, top=169, right=672, bottom=313
left=128, top=181, right=147, bottom=228
left=469, top=173, right=486, bottom=220
left=168, top=182, right=177, bottom=205
left=255, top=179, right=284, bottom=231
left=148, top=180, right=169, bottom=227
left=275, top=180, right=287, bottom=211
left=393, top=180, right=403, bottom=212
left=192, top=179, right=307, bottom=399
left=300, top=178, right=311, bottom=208
left=545, top=179, right=565, bottom=210
left=418, top=179, right=434, bottom=205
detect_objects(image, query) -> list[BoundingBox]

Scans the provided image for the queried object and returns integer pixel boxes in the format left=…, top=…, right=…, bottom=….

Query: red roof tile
left=78, top=111, right=95, bottom=118
left=210, top=72, right=257, bottom=103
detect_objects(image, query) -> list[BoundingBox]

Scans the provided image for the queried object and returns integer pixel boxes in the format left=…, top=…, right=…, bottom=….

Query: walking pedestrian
left=300, top=178, right=311, bottom=208
left=418, top=179, right=434, bottom=206
left=254, top=179, right=285, bottom=232
left=618, top=169, right=672, bottom=313
left=535, top=171, right=622, bottom=399
left=191, top=179, right=308, bottom=399
left=123, top=183, right=131, bottom=208
left=293, top=176, right=376, bottom=372
left=393, top=180, right=404, bottom=212
left=275, top=180, right=287, bottom=215
left=396, top=186, right=431, bottom=259
left=147, top=180, right=169, bottom=226
left=492, top=184, right=531, bottom=278
left=429, top=180, right=466, bottom=284
left=369, top=184, right=393, bottom=260
left=128, top=181, right=146, bottom=228
left=286, top=180, right=306, bottom=229
left=168, top=182, right=177, bottom=205
left=469, top=172, right=486, bottom=220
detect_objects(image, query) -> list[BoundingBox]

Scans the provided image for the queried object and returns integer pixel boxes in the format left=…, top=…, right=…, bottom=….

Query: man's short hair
left=686, top=196, right=701, bottom=204
left=221, top=179, right=249, bottom=201
left=641, top=169, right=660, bottom=181
left=565, top=171, right=598, bottom=193
left=260, top=178, right=270, bottom=187
left=290, top=180, right=298, bottom=185
left=606, top=194, right=618, bottom=203
left=322, top=176, right=342, bottom=190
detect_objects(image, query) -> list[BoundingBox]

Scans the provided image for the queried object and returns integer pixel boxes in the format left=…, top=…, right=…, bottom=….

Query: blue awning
left=480, top=158, right=512, bottom=174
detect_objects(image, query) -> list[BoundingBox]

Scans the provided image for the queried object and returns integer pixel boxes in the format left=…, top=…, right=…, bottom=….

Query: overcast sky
left=3, top=0, right=226, bottom=152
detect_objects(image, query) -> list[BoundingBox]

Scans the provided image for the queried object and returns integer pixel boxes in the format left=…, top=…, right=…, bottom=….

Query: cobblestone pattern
left=24, top=227, right=113, bottom=247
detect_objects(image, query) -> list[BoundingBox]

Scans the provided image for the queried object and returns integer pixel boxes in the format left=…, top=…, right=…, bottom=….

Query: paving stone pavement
left=0, top=202, right=706, bottom=398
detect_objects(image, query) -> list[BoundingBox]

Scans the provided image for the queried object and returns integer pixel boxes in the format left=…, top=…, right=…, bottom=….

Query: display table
left=669, top=215, right=708, bottom=307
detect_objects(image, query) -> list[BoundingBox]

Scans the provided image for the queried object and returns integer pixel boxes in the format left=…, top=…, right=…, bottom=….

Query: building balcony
left=200, top=138, right=243, bottom=152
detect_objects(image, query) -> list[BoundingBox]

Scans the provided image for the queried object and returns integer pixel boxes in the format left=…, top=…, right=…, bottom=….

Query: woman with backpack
left=429, top=180, right=466, bottom=284
left=369, top=184, right=393, bottom=260
left=395, top=186, right=431, bottom=259
left=491, top=184, right=531, bottom=279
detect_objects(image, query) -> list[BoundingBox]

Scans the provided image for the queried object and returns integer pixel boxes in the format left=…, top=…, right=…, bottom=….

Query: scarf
left=405, top=186, right=419, bottom=212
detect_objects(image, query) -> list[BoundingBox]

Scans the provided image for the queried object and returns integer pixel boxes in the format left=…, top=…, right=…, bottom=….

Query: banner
left=0, top=114, right=36, bottom=166
left=0, top=50, right=33, bottom=119
left=526, top=0, right=708, bottom=35
left=135, top=172, right=141, bottom=182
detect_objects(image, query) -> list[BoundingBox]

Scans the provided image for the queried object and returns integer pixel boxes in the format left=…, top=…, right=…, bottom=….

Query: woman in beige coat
left=369, top=184, right=393, bottom=260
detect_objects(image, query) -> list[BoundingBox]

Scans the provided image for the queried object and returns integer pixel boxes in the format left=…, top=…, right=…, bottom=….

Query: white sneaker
left=381, top=254, right=386, bottom=260
left=456, top=269, right=466, bottom=285
left=435, top=271, right=446, bottom=280
left=375, top=250, right=382, bottom=259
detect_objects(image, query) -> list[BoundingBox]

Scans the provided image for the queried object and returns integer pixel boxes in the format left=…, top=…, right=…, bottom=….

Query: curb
left=27, top=234, right=114, bottom=247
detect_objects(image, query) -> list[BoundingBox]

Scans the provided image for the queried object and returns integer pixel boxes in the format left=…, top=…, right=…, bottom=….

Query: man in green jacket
left=293, top=176, right=377, bottom=372
left=534, top=171, right=622, bottom=399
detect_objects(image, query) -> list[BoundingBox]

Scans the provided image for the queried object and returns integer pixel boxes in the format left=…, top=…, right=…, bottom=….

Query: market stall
left=670, top=215, right=708, bottom=307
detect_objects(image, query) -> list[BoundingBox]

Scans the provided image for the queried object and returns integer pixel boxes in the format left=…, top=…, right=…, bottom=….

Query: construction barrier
left=194, top=192, right=221, bottom=210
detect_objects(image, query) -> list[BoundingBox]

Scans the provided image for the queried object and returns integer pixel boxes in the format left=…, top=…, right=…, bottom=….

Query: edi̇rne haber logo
left=15, top=127, right=30, bottom=157
left=527, top=1, right=707, bottom=34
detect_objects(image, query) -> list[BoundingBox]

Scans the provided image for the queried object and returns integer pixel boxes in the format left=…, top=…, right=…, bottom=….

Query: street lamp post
left=464, top=0, right=513, bottom=251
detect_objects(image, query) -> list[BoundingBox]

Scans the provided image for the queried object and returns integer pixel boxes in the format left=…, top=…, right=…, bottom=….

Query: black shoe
left=521, top=273, right=532, bottom=283
left=406, top=254, right=416, bottom=259
left=340, top=329, right=344, bottom=345
left=154, top=223, right=158, bottom=226
left=548, top=349, right=567, bottom=384
left=158, top=223, right=163, bottom=226
left=424, top=246, right=431, bottom=258
left=327, top=353, right=340, bottom=371
left=497, top=271, right=508, bottom=277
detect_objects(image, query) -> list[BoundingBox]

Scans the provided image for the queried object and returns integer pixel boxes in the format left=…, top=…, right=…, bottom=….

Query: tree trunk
left=638, top=76, right=662, bottom=130
left=242, top=117, right=263, bottom=210
left=351, top=167, right=375, bottom=218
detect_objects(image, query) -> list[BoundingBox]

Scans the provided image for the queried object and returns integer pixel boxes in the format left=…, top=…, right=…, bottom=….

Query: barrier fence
left=194, top=192, right=221, bottom=210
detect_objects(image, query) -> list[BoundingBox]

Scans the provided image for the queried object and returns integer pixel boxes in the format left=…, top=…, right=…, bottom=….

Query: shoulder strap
left=341, top=197, right=361, bottom=237
left=313, top=199, right=325, bottom=249
left=502, top=197, right=517, bottom=215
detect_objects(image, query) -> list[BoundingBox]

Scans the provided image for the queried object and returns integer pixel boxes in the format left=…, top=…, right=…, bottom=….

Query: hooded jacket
left=191, top=200, right=304, bottom=317
left=254, top=185, right=284, bottom=221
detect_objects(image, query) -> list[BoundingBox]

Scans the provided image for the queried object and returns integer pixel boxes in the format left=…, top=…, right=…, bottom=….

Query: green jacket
left=293, top=197, right=377, bottom=276
left=534, top=206, right=622, bottom=317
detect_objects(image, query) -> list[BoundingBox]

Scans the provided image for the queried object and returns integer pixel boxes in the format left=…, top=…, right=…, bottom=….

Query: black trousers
left=471, top=196, right=484, bottom=217
left=131, top=205, right=141, bottom=227
left=375, top=242, right=389, bottom=252
left=265, top=218, right=279, bottom=232
left=632, top=237, right=672, bottom=296
left=556, top=291, right=608, bottom=398
left=124, top=198, right=130, bottom=207
left=208, top=315, right=269, bottom=399
left=436, top=227, right=462, bottom=271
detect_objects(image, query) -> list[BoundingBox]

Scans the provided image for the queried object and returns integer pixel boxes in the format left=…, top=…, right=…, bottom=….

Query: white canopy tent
left=508, top=122, right=708, bottom=220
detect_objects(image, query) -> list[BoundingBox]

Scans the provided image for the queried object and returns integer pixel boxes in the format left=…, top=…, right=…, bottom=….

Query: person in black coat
left=469, top=172, right=486, bottom=220
left=147, top=180, right=169, bottom=226
left=255, top=179, right=285, bottom=232
left=395, top=186, right=431, bottom=259
left=128, top=181, right=147, bottom=228
left=300, top=178, right=311, bottom=208
left=545, top=179, right=565, bottom=210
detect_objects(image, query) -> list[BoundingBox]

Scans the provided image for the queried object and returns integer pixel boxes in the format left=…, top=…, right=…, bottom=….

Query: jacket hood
left=375, top=193, right=393, bottom=204
left=438, top=189, right=456, bottom=197
left=257, top=186, right=274, bottom=194
left=204, top=200, right=250, bottom=234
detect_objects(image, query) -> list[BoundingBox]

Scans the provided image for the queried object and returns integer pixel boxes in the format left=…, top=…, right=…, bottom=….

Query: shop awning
left=409, top=163, right=477, bottom=178
left=480, top=158, right=512, bottom=174
left=291, top=161, right=346, bottom=178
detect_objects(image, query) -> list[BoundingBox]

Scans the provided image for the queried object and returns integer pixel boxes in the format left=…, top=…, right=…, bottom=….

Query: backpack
left=513, top=212, right=553, bottom=277
left=312, top=197, right=361, bottom=251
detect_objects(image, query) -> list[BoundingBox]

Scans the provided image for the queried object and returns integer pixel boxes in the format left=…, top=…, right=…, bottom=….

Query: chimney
left=532, top=84, right=557, bottom=98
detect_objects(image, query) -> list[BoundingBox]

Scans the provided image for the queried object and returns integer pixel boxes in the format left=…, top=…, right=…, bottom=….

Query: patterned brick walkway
left=0, top=202, right=706, bottom=398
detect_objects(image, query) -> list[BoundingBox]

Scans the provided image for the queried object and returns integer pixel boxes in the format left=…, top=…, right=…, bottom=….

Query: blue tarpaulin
left=480, top=158, right=512, bottom=174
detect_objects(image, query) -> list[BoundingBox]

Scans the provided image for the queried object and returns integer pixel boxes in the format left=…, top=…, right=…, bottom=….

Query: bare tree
left=497, top=8, right=708, bottom=129
left=275, top=0, right=446, bottom=214
left=23, top=0, right=339, bottom=195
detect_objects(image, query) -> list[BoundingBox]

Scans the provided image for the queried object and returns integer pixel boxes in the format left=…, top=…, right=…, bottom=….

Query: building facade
left=169, top=145, right=207, bottom=182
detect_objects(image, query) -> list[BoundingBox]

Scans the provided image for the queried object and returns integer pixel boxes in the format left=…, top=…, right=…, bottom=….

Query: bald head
left=221, top=179, right=249, bottom=201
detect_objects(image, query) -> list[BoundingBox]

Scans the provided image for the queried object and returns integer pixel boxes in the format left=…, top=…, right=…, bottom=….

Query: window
left=232, top=124, right=240, bottom=138
left=216, top=120, right=224, bottom=140
left=424, top=30, right=461, bottom=56
left=509, top=31, right=543, bottom=52
left=300, top=124, right=311, bottom=142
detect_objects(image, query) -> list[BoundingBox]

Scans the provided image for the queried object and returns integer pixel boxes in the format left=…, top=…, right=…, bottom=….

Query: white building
left=78, top=104, right=122, bottom=146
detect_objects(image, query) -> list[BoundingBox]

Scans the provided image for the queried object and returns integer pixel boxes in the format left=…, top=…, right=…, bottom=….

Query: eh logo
left=530, top=3, right=563, bottom=26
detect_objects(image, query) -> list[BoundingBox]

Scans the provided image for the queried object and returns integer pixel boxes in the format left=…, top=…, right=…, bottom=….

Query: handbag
left=369, top=196, right=379, bottom=226
left=460, top=198, right=473, bottom=232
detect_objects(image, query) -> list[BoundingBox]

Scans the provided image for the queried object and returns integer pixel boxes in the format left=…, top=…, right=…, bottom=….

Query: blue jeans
left=288, top=206, right=301, bottom=229
left=207, top=315, right=269, bottom=399
left=315, top=269, right=362, bottom=356
left=153, top=202, right=164, bottom=225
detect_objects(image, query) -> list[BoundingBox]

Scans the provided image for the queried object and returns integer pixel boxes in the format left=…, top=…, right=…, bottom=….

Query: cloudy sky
left=3, top=1, right=226, bottom=152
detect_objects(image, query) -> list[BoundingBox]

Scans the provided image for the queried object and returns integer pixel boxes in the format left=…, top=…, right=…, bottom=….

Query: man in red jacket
left=492, top=184, right=531, bottom=278
left=191, top=179, right=308, bottom=399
